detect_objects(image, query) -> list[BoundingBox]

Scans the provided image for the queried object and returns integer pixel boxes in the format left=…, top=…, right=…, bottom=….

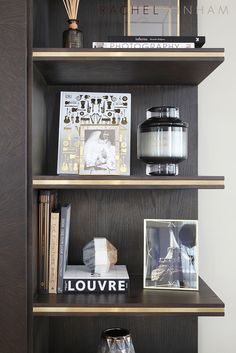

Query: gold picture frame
left=79, top=125, right=120, bottom=175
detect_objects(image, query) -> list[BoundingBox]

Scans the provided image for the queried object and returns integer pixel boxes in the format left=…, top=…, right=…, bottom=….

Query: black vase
left=97, top=328, right=135, bottom=353
left=63, top=19, right=83, bottom=48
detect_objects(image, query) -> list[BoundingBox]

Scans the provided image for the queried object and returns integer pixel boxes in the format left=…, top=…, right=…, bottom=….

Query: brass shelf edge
left=32, top=51, right=225, bottom=59
left=32, top=306, right=224, bottom=314
left=32, top=179, right=225, bottom=187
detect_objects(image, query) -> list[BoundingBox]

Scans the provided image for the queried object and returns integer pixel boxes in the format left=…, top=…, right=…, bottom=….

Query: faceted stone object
left=83, top=238, right=117, bottom=274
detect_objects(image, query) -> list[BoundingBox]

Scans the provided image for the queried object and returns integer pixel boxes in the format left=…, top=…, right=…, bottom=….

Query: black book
left=108, top=36, right=205, bottom=48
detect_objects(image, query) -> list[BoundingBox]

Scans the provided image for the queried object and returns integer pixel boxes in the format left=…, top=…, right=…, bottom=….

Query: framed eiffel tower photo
left=144, top=219, right=199, bottom=291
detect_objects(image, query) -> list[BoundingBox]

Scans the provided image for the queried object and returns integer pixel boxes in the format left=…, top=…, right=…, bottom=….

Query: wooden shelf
left=32, top=176, right=225, bottom=189
left=33, top=277, right=224, bottom=317
left=32, top=48, right=225, bottom=85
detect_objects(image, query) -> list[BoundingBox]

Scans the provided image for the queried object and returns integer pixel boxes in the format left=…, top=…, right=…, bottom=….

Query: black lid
left=139, top=106, right=188, bottom=131
left=102, top=328, right=130, bottom=339
left=147, top=106, right=179, bottom=118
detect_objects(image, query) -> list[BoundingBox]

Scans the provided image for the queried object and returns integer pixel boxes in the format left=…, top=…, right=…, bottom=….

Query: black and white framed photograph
left=144, top=219, right=198, bottom=291
left=79, top=125, right=120, bottom=175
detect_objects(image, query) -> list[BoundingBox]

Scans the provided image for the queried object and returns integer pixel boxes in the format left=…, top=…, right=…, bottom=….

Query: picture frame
left=57, top=91, right=131, bottom=176
left=79, top=125, right=120, bottom=175
left=144, top=219, right=198, bottom=291
left=126, top=0, right=180, bottom=36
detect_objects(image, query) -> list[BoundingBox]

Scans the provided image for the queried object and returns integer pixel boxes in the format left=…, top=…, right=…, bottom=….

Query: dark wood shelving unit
left=33, top=277, right=224, bottom=317
left=32, top=176, right=225, bottom=189
left=0, top=0, right=226, bottom=352
left=28, top=0, right=225, bottom=350
left=33, top=48, right=225, bottom=85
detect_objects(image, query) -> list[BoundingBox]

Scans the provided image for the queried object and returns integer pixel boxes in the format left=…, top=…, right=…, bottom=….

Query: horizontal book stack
left=93, top=36, right=206, bottom=49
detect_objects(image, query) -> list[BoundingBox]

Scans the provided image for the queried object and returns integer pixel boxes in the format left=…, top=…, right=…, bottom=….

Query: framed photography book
left=57, top=92, right=131, bottom=176
left=144, top=219, right=198, bottom=291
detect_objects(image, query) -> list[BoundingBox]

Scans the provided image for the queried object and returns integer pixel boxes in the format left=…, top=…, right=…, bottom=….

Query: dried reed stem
left=63, top=0, right=80, bottom=19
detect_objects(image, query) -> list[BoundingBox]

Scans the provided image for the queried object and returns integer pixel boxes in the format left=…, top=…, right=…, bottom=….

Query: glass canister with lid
left=137, top=106, right=188, bottom=176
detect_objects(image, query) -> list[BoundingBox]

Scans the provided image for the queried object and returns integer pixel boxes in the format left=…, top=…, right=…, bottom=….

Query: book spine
left=62, top=205, right=71, bottom=276
left=57, top=208, right=66, bottom=293
left=49, top=212, right=60, bottom=294
left=63, top=279, right=129, bottom=293
left=38, top=192, right=50, bottom=294
left=92, top=42, right=195, bottom=49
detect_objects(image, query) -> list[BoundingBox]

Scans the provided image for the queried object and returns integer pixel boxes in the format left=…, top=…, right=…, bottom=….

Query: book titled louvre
left=63, top=265, right=129, bottom=293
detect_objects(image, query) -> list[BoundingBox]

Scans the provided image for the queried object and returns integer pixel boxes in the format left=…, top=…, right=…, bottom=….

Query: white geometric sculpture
left=83, top=237, right=117, bottom=274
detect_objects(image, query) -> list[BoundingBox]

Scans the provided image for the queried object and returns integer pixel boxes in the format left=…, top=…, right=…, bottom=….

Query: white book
left=63, top=265, right=129, bottom=293
left=64, top=265, right=129, bottom=279
left=93, top=42, right=195, bottom=49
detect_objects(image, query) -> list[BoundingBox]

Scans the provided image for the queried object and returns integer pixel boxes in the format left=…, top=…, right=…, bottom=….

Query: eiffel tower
left=151, top=229, right=183, bottom=286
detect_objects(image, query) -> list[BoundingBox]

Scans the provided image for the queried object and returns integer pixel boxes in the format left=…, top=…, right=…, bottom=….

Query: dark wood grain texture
left=40, top=84, right=198, bottom=177
left=56, top=189, right=198, bottom=275
left=32, top=48, right=225, bottom=85
left=33, top=0, right=133, bottom=48
left=48, top=316, right=198, bottom=353
left=33, top=0, right=49, bottom=47
left=32, top=191, right=39, bottom=297
left=180, top=0, right=198, bottom=35
left=0, top=16, right=27, bottom=353
left=49, top=0, right=127, bottom=48
left=33, top=317, right=49, bottom=353
left=33, top=0, right=198, bottom=48
left=32, top=67, right=48, bottom=175
left=30, top=81, right=200, bottom=298
left=0, top=0, right=225, bottom=351
left=0, top=0, right=27, bottom=24
left=28, top=2, right=226, bottom=353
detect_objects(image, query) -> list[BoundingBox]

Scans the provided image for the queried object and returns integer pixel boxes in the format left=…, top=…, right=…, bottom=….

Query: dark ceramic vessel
left=63, top=19, right=83, bottom=48
left=97, top=328, right=135, bottom=353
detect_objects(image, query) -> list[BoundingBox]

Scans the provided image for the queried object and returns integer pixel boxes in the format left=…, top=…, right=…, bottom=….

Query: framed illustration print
left=144, top=219, right=198, bottom=291
left=127, top=0, right=180, bottom=36
left=57, top=92, right=131, bottom=176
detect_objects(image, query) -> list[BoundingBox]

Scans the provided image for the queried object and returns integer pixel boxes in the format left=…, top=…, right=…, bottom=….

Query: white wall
left=198, top=1, right=236, bottom=352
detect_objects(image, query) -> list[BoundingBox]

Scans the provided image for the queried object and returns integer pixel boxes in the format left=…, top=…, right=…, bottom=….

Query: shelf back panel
left=33, top=0, right=197, bottom=48
left=31, top=3, right=200, bottom=352
left=48, top=316, right=198, bottom=353
left=43, top=84, right=198, bottom=177
left=58, top=189, right=197, bottom=274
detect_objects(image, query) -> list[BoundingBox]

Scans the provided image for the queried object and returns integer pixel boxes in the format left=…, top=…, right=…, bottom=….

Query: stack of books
left=38, top=190, right=71, bottom=294
left=92, top=36, right=205, bottom=49
left=38, top=191, right=129, bottom=294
